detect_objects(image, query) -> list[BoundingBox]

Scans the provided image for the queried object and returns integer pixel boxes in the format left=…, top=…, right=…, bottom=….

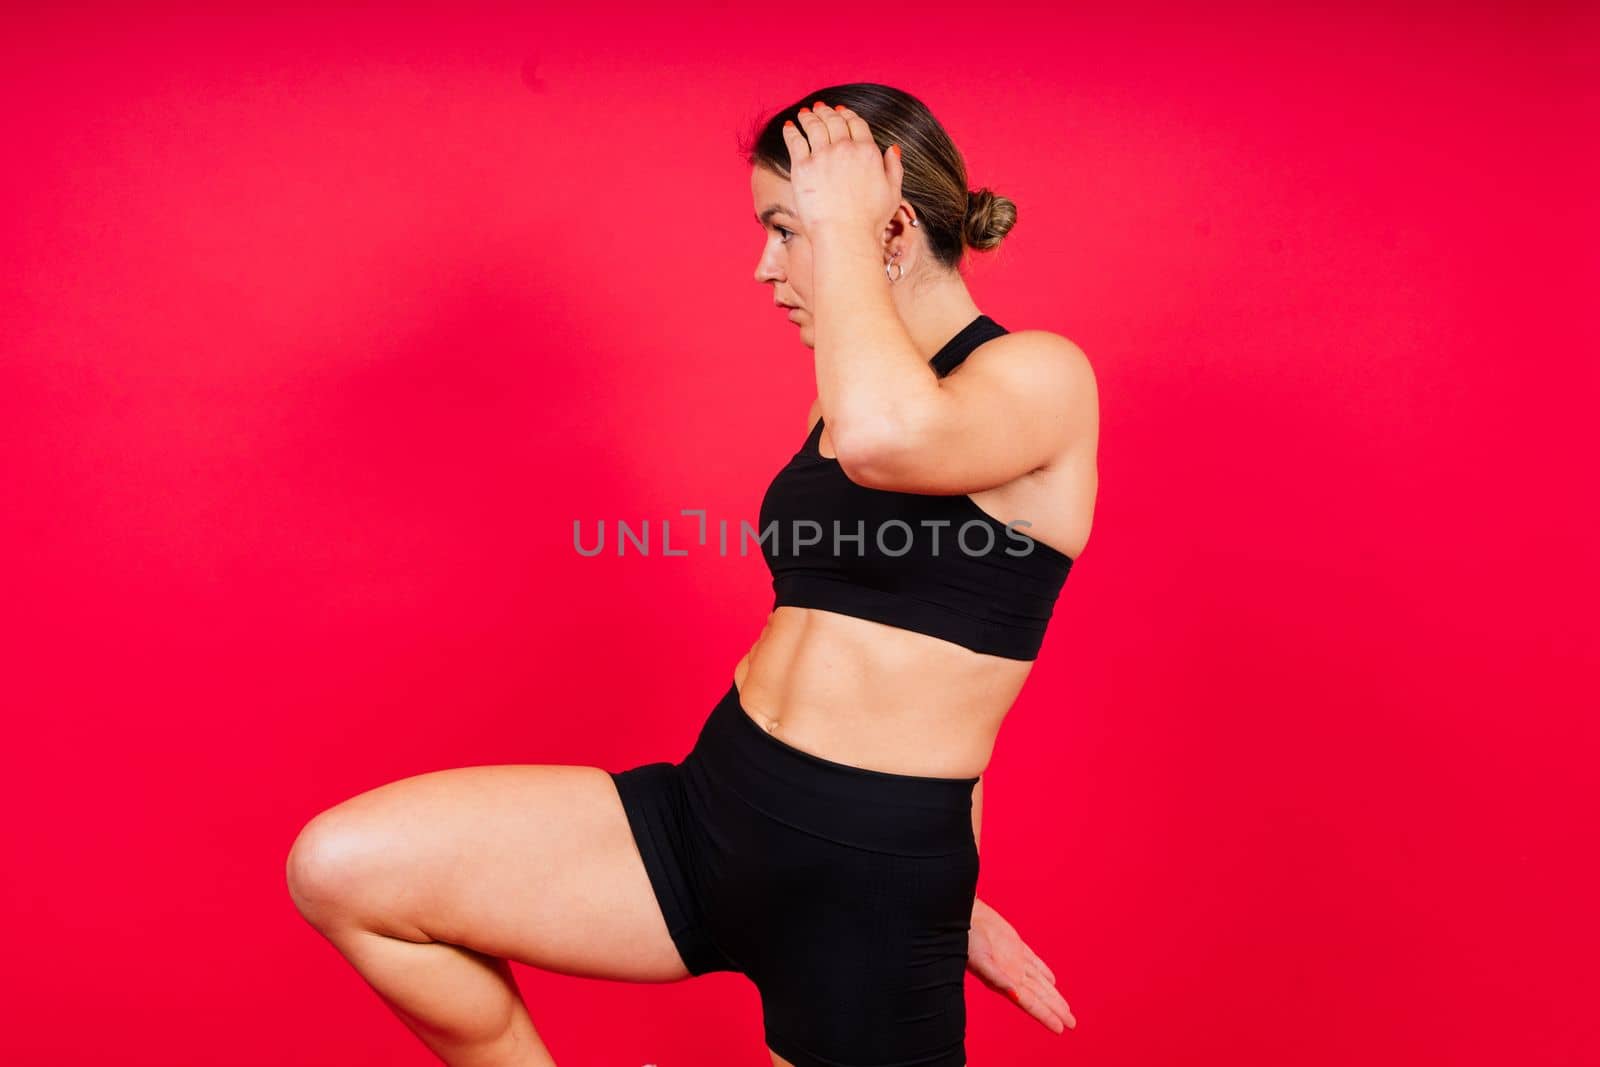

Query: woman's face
left=750, top=165, right=816, bottom=347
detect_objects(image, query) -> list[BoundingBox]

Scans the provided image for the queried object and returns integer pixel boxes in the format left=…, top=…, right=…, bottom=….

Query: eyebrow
left=755, top=204, right=795, bottom=226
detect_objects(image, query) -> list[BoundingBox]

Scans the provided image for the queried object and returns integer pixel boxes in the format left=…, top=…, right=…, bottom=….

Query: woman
left=286, top=82, right=1095, bottom=1067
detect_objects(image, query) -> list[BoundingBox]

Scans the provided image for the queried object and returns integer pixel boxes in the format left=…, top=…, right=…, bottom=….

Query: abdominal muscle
left=730, top=606, right=1033, bottom=779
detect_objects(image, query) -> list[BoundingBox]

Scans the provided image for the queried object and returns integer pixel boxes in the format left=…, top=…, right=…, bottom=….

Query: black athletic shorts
left=609, top=680, right=981, bottom=1067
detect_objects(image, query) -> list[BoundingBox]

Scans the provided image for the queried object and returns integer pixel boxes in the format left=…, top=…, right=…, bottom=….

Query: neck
left=892, top=272, right=984, bottom=361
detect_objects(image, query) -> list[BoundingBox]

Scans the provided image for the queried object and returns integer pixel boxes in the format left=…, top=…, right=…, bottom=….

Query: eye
left=775, top=225, right=794, bottom=244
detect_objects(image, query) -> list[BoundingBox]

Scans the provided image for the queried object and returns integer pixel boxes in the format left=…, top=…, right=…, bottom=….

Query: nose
left=754, top=245, right=783, bottom=286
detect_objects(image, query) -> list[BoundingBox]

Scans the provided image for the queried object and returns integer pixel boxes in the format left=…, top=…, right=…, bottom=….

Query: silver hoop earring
left=886, top=259, right=904, bottom=282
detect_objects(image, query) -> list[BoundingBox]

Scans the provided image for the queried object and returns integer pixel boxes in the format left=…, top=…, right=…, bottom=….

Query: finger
left=781, top=118, right=811, bottom=162
left=834, top=104, right=872, bottom=142
left=1011, top=979, right=1075, bottom=1036
left=811, top=99, right=848, bottom=142
left=1007, top=983, right=1066, bottom=1035
left=1027, top=974, right=1076, bottom=1031
left=1009, top=975, right=1070, bottom=1030
left=795, top=104, right=832, bottom=147
left=884, top=139, right=904, bottom=197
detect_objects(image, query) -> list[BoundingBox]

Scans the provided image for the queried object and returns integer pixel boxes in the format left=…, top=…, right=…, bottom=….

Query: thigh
left=285, top=763, right=691, bottom=983
left=742, top=830, right=976, bottom=1067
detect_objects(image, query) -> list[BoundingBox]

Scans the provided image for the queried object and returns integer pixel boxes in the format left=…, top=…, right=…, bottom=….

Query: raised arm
left=810, top=222, right=1092, bottom=496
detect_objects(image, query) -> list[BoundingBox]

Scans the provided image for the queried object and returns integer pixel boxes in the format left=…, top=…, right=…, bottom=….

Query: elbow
left=829, top=407, right=928, bottom=488
left=831, top=425, right=909, bottom=488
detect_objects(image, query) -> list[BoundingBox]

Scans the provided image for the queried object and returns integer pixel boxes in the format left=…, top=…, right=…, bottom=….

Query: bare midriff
left=730, top=606, right=1035, bottom=779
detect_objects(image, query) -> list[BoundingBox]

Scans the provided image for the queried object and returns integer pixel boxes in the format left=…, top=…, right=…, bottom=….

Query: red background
left=1, top=4, right=1594, bottom=1065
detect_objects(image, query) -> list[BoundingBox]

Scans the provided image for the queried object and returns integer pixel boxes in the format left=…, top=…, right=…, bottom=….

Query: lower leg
left=316, top=919, right=556, bottom=1067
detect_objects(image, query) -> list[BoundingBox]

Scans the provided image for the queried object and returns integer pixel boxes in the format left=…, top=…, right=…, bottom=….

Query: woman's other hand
left=967, top=896, right=1076, bottom=1034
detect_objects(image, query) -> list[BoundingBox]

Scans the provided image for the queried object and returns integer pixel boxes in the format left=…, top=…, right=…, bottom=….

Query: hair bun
left=962, top=186, right=1017, bottom=251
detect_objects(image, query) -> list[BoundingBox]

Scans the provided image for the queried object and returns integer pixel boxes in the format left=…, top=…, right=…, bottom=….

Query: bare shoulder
left=968, top=328, right=1098, bottom=409
left=983, top=328, right=1093, bottom=378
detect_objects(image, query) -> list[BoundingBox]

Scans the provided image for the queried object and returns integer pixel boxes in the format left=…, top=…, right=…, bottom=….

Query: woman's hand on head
left=782, top=99, right=904, bottom=246
left=967, top=896, right=1077, bottom=1034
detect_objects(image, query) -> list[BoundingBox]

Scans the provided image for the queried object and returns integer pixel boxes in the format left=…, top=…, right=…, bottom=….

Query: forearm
left=972, top=775, right=982, bottom=851
left=971, top=777, right=985, bottom=917
left=809, top=225, right=941, bottom=458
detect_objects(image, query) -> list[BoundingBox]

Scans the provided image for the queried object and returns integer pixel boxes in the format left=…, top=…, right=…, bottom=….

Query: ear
left=883, top=204, right=913, bottom=247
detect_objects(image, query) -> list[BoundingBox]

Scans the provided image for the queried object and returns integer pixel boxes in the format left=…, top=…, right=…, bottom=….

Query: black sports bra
left=756, top=313, right=1073, bottom=660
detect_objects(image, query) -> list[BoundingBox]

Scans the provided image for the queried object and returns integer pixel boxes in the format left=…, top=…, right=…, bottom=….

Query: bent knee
left=285, top=809, right=390, bottom=925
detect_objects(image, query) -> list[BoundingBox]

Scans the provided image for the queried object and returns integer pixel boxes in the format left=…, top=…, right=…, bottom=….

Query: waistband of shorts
left=686, top=680, right=980, bottom=857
